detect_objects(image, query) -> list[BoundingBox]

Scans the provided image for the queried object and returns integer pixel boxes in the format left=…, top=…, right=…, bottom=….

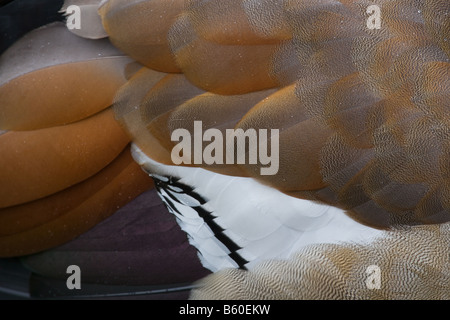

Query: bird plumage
left=0, top=0, right=448, bottom=299
left=103, top=0, right=450, bottom=229
left=132, top=144, right=386, bottom=273
left=100, top=0, right=450, bottom=299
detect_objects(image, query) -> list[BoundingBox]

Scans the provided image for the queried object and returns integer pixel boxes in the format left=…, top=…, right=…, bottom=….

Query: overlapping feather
left=101, top=0, right=449, bottom=229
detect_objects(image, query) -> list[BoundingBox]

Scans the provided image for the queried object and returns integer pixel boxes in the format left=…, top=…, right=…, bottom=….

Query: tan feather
left=0, top=108, right=129, bottom=208
left=0, top=22, right=131, bottom=131
left=105, top=0, right=449, bottom=228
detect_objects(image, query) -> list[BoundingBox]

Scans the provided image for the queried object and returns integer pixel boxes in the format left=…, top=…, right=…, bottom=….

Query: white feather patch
left=131, top=144, right=385, bottom=272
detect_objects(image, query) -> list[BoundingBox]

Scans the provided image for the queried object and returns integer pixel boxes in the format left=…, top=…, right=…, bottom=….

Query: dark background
left=0, top=0, right=65, bottom=55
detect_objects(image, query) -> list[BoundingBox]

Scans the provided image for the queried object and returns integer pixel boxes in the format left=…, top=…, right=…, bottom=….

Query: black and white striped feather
left=131, top=144, right=385, bottom=273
